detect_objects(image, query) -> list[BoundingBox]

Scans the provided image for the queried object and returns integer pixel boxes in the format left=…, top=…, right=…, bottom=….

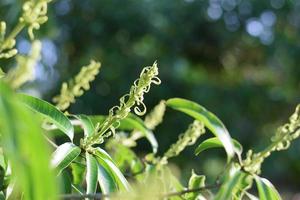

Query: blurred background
left=1, top=0, right=300, bottom=198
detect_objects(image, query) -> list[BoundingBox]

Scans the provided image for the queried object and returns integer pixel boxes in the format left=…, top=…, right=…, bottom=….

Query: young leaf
left=74, top=115, right=95, bottom=137
left=195, top=137, right=242, bottom=156
left=186, top=170, right=206, bottom=200
left=94, top=148, right=130, bottom=192
left=121, top=114, right=158, bottom=154
left=51, top=142, right=81, bottom=173
left=0, top=83, right=58, bottom=200
left=255, top=176, right=282, bottom=200
left=18, top=93, right=74, bottom=141
left=85, top=152, right=98, bottom=196
left=166, top=98, right=235, bottom=159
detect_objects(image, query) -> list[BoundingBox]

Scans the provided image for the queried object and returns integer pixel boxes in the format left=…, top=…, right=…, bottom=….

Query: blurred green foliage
left=1, top=0, right=300, bottom=196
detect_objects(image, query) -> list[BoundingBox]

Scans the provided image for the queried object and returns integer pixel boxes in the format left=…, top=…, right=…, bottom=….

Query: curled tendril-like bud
left=82, top=62, right=161, bottom=148
left=20, top=0, right=51, bottom=40
left=5, top=40, right=41, bottom=89
left=134, top=101, right=147, bottom=116
left=243, top=104, right=300, bottom=174
left=53, top=60, right=101, bottom=111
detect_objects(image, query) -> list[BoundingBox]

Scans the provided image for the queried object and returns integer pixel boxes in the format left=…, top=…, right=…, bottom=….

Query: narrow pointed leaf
left=74, top=115, right=95, bottom=137
left=166, top=98, right=234, bottom=159
left=51, top=142, right=81, bottom=173
left=195, top=137, right=242, bottom=156
left=121, top=114, right=158, bottom=153
left=97, top=162, right=117, bottom=194
left=85, top=153, right=98, bottom=196
left=255, top=176, right=281, bottom=200
left=0, top=83, right=58, bottom=200
left=18, top=93, right=74, bottom=141
left=94, top=148, right=130, bottom=191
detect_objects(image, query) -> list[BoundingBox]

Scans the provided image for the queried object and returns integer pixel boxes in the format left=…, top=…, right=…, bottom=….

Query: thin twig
left=60, top=193, right=107, bottom=200
left=160, top=182, right=221, bottom=198
left=60, top=183, right=221, bottom=199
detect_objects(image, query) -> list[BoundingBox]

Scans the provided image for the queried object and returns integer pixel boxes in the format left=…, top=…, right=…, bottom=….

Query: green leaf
left=51, top=142, right=81, bottom=173
left=60, top=171, right=72, bottom=194
left=121, top=114, right=158, bottom=153
left=74, top=115, right=95, bottom=137
left=255, top=176, right=281, bottom=200
left=18, top=93, right=74, bottom=141
left=71, top=162, right=86, bottom=185
left=195, top=137, right=242, bottom=156
left=214, top=165, right=246, bottom=200
left=85, top=152, right=98, bottom=196
left=0, top=82, right=58, bottom=200
left=166, top=98, right=235, bottom=159
left=185, top=170, right=206, bottom=200
left=94, top=148, right=130, bottom=192
left=97, top=161, right=117, bottom=194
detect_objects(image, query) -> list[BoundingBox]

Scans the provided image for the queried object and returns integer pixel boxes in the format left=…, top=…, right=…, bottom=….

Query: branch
left=60, top=183, right=221, bottom=199
left=60, top=193, right=107, bottom=200
left=160, top=182, right=221, bottom=198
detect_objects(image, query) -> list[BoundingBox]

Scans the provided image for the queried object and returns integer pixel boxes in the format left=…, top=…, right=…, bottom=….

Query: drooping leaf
left=18, top=93, right=74, bottom=141
left=0, top=83, right=58, bottom=200
left=85, top=152, right=98, bottom=196
left=94, top=148, right=130, bottom=192
left=51, top=142, right=81, bottom=173
left=195, top=137, right=242, bottom=156
left=74, top=115, right=95, bottom=137
left=255, top=176, right=281, bottom=200
left=166, top=98, right=235, bottom=159
left=97, top=162, right=117, bottom=194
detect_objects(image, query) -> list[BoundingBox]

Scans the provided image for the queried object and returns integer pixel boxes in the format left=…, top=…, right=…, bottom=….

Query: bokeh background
left=1, top=0, right=300, bottom=198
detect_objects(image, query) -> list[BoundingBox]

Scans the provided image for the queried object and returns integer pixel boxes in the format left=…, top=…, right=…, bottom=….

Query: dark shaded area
left=1, top=0, right=300, bottom=197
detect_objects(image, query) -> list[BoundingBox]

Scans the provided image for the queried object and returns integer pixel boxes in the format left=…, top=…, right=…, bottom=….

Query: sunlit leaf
left=0, top=83, right=58, bottom=200
left=166, top=98, right=235, bottom=159
left=195, top=137, right=242, bottom=156
left=186, top=170, right=206, bottom=200
left=245, top=192, right=259, bottom=200
left=97, top=162, right=117, bottom=194
left=18, top=93, right=74, bottom=141
left=85, top=152, right=98, bottom=196
left=74, top=115, right=95, bottom=137
left=255, top=176, right=281, bottom=200
left=94, top=148, right=130, bottom=192
left=51, top=142, right=81, bottom=173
